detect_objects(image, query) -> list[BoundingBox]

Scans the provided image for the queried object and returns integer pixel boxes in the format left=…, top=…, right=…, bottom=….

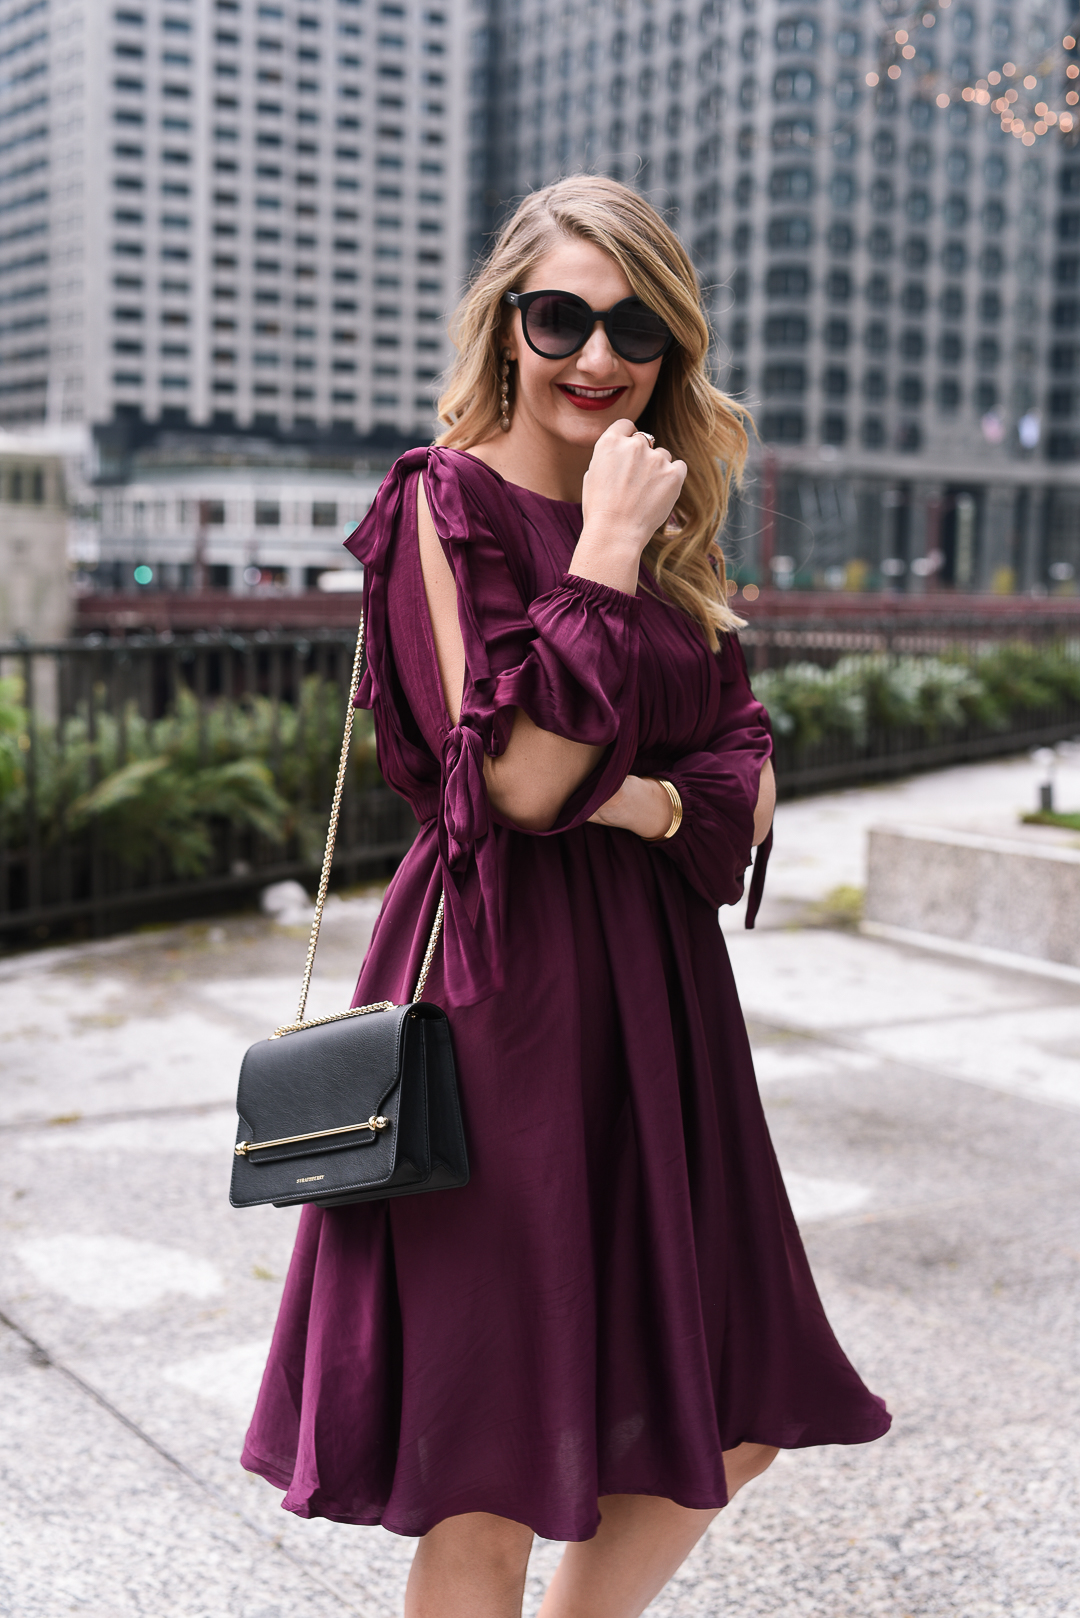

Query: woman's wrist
left=640, top=777, right=683, bottom=841
left=569, top=524, right=648, bottom=596
left=587, top=774, right=668, bottom=837
left=622, top=776, right=676, bottom=840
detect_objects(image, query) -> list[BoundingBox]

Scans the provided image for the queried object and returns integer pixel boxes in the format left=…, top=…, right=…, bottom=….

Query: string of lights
left=862, top=0, right=1080, bottom=144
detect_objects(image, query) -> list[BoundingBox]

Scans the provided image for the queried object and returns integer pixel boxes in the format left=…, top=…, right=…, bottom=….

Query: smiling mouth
left=557, top=383, right=628, bottom=411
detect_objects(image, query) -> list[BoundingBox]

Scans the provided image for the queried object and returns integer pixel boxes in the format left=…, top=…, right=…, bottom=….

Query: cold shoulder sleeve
left=345, top=446, right=642, bottom=1006
left=648, top=635, right=773, bottom=927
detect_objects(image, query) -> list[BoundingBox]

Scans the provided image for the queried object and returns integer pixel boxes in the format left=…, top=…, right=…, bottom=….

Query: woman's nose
left=576, top=323, right=619, bottom=372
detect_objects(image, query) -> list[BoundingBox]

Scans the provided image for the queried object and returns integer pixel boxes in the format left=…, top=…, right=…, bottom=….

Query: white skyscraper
left=0, top=0, right=467, bottom=442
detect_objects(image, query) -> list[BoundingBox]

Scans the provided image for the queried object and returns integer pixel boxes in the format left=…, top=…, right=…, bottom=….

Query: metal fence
left=772, top=711, right=1080, bottom=797
left=739, top=608, right=1080, bottom=672
left=0, top=629, right=417, bottom=945
left=1, top=620, right=1079, bottom=942
left=743, top=609, right=1080, bottom=794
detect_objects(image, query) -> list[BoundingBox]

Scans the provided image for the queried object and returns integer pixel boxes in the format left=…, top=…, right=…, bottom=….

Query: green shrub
left=0, top=676, right=382, bottom=876
left=752, top=643, right=1080, bottom=751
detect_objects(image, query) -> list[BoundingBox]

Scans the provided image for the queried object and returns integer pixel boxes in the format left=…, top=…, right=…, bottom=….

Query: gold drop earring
left=499, top=350, right=512, bottom=432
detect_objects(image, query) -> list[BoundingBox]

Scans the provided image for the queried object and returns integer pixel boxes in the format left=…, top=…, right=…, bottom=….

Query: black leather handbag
left=229, top=617, right=469, bottom=1211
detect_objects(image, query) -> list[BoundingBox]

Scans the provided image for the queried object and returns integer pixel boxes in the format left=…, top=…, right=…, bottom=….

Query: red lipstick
left=557, top=385, right=628, bottom=412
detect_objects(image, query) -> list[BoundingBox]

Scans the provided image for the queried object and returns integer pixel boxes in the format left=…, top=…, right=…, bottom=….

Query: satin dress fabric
left=241, top=447, right=891, bottom=1540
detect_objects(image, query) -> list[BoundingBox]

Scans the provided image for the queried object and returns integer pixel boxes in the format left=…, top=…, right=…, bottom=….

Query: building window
left=863, top=370, right=887, bottom=401
left=822, top=413, right=847, bottom=444
left=936, top=378, right=961, bottom=411
left=907, top=142, right=932, bottom=178
left=770, top=167, right=813, bottom=201
left=763, top=363, right=807, bottom=396
left=768, top=216, right=812, bottom=249
left=764, top=314, right=809, bottom=345
left=773, top=115, right=816, bottom=152
left=775, top=16, right=816, bottom=53
left=823, top=366, right=848, bottom=398
left=869, top=179, right=894, bottom=213
left=943, top=195, right=968, bottom=230
left=766, top=265, right=810, bottom=297
left=773, top=68, right=816, bottom=102
left=941, top=286, right=965, bottom=320
left=761, top=410, right=805, bottom=443
left=865, top=274, right=890, bottom=308
left=861, top=416, right=885, bottom=447
left=868, top=226, right=893, bottom=259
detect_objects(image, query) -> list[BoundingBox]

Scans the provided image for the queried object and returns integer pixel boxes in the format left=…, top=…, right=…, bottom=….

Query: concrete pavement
left=1, top=752, right=1078, bottom=1617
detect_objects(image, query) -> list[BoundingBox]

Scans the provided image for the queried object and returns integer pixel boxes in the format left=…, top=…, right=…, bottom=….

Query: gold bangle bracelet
left=644, top=777, right=683, bottom=841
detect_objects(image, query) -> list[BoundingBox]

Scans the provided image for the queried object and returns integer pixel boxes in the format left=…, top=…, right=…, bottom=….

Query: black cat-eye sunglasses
left=503, top=289, right=676, bottom=364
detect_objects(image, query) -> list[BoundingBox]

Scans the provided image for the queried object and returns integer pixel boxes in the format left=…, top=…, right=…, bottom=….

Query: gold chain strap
left=272, top=612, right=444, bottom=1039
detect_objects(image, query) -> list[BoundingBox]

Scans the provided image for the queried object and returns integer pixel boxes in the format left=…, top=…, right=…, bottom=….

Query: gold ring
left=637, top=431, right=656, bottom=448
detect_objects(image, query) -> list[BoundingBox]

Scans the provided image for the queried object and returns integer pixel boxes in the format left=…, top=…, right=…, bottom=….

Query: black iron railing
left=739, top=608, right=1080, bottom=672
left=772, top=710, right=1080, bottom=797
left=2, top=620, right=1079, bottom=941
left=0, top=630, right=417, bottom=944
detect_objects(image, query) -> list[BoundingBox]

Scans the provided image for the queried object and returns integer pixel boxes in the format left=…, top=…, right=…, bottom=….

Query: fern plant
left=0, top=674, right=383, bottom=877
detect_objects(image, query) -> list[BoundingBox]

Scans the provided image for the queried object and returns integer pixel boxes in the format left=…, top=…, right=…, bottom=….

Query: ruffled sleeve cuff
left=483, top=571, right=642, bottom=757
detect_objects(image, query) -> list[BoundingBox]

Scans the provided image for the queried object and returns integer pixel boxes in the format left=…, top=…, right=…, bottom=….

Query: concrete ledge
left=861, top=920, right=1080, bottom=987
left=865, top=822, right=1080, bottom=970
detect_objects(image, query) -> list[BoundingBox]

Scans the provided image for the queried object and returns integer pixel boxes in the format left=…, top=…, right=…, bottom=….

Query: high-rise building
left=0, top=0, right=466, bottom=444
left=473, top=0, right=1080, bottom=595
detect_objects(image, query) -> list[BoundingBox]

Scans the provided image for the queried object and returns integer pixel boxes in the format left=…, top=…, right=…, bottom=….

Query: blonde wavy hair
left=436, top=175, right=750, bottom=646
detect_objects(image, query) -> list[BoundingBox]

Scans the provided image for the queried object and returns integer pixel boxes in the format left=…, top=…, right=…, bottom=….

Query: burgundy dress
left=241, top=447, right=890, bottom=1541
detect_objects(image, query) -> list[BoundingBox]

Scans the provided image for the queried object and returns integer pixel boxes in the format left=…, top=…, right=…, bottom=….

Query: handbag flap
left=235, top=1003, right=411, bottom=1157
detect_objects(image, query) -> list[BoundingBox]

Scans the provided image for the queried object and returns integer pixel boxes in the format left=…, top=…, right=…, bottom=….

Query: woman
left=243, top=177, right=891, bottom=1618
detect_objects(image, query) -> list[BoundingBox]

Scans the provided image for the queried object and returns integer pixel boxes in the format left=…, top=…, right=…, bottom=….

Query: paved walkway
left=1, top=752, right=1078, bottom=1616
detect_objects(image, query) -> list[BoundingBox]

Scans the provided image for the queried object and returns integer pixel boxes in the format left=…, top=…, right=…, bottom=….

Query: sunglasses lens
left=523, top=294, right=590, bottom=356
left=610, top=302, right=672, bottom=361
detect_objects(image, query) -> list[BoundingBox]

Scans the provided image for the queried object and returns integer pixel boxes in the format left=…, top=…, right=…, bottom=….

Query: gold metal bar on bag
left=234, top=1113, right=391, bottom=1157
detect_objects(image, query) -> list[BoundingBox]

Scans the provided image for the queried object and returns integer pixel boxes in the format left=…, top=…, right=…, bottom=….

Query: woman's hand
left=590, top=759, right=777, bottom=847
left=570, top=421, right=688, bottom=596
left=587, top=775, right=673, bottom=840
